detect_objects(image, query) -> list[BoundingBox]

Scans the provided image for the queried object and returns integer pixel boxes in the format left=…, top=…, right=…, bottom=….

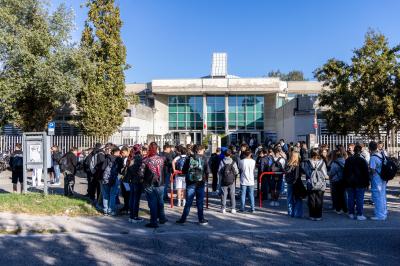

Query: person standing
left=209, top=147, right=221, bottom=193
left=85, top=143, right=105, bottom=204
left=118, top=146, right=130, bottom=214
left=138, top=142, right=167, bottom=228
left=176, top=145, right=209, bottom=225
left=218, top=149, right=239, bottom=214
left=172, top=146, right=188, bottom=207
left=303, top=148, right=328, bottom=221
left=369, top=141, right=388, bottom=220
left=285, top=150, right=303, bottom=218
left=61, top=147, right=78, bottom=196
left=343, top=144, right=369, bottom=220
left=269, top=146, right=286, bottom=207
left=159, top=144, right=173, bottom=201
left=101, top=147, right=120, bottom=216
left=51, top=145, right=62, bottom=186
left=328, top=149, right=347, bottom=215
left=10, top=143, right=23, bottom=193
left=239, top=150, right=256, bottom=213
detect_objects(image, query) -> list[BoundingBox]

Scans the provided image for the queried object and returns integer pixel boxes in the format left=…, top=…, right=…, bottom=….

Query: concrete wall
left=153, top=94, right=169, bottom=136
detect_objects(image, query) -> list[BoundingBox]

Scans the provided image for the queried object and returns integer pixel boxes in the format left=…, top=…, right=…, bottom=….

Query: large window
left=168, top=96, right=203, bottom=130
left=228, top=95, right=264, bottom=130
left=206, top=96, right=225, bottom=133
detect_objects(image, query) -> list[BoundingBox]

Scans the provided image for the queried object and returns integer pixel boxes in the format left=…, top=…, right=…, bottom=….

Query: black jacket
left=62, top=152, right=78, bottom=175
left=343, top=154, right=370, bottom=188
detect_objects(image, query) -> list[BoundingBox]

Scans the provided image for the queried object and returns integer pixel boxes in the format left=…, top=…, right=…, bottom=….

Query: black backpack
left=372, top=153, right=397, bottom=182
left=221, top=161, right=236, bottom=186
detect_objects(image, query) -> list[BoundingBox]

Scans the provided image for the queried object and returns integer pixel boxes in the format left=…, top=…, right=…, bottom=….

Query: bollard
left=170, top=170, right=182, bottom=208
left=258, top=171, right=285, bottom=207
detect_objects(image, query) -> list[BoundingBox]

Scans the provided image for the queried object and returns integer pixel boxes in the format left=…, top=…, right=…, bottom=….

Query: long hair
left=288, top=151, right=300, bottom=167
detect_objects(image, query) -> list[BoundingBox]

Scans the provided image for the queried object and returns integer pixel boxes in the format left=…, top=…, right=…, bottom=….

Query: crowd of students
left=8, top=138, right=394, bottom=227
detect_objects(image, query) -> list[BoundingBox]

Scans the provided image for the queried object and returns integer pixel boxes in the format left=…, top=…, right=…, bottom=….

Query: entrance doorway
left=172, top=132, right=202, bottom=145
left=229, top=132, right=260, bottom=146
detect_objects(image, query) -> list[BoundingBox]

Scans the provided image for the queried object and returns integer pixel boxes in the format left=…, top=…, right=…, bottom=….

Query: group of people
left=8, top=137, right=393, bottom=228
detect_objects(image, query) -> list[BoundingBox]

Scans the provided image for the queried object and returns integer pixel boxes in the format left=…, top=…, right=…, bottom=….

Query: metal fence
left=318, top=134, right=400, bottom=158
left=0, top=135, right=176, bottom=153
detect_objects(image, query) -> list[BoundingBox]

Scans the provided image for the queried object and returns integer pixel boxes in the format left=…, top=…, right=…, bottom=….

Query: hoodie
left=217, top=157, right=240, bottom=187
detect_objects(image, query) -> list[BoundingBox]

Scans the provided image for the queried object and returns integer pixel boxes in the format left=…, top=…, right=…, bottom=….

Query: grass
left=0, top=193, right=99, bottom=216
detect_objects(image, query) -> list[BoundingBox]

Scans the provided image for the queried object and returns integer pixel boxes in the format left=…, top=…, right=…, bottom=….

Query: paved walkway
left=1, top=170, right=400, bottom=265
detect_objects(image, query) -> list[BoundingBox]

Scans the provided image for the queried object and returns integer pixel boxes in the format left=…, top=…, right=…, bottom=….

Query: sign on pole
left=48, top=122, right=55, bottom=136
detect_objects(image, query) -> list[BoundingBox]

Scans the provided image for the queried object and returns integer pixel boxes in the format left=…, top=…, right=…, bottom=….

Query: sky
left=51, top=0, right=400, bottom=83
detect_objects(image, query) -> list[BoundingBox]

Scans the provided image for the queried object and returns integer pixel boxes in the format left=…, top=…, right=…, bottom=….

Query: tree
left=78, top=0, right=128, bottom=137
left=0, top=0, right=83, bottom=131
left=267, top=70, right=306, bottom=81
left=315, top=30, right=400, bottom=137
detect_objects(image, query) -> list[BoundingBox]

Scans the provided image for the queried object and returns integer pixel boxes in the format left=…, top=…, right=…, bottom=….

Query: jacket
left=217, top=157, right=239, bottom=186
left=10, top=150, right=23, bottom=171
left=343, top=154, right=369, bottom=188
left=125, top=154, right=143, bottom=184
left=328, top=157, right=345, bottom=182
left=62, top=152, right=78, bottom=175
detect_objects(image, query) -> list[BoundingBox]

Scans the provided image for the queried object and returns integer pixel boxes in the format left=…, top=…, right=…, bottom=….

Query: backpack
left=175, top=155, right=187, bottom=171
left=12, top=154, right=23, bottom=169
left=221, top=161, right=236, bottom=186
left=308, top=160, right=326, bottom=191
left=271, top=157, right=284, bottom=173
left=187, top=156, right=204, bottom=182
left=372, top=153, right=397, bottom=182
left=60, top=155, right=69, bottom=172
left=89, top=153, right=99, bottom=174
left=262, top=156, right=274, bottom=172
left=102, top=159, right=118, bottom=186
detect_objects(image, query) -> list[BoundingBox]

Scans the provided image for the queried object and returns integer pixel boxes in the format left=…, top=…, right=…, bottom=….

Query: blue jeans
left=347, top=187, right=365, bottom=216
left=181, top=183, right=205, bottom=222
left=163, top=172, right=171, bottom=199
left=129, top=183, right=143, bottom=219
left=145, top=186, right=166, bottom=225
left=371, top=176, right=387, bottom=219
left=287, top=184, right=303, bottom=218
left=101, top=180, right=119, bottom=214
left=53, top=165, right=61, bottom=183
left=241, top=185, right=255, bottom=211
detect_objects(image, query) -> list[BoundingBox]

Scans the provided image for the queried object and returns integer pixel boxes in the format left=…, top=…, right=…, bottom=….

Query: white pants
left=32, top=168, right=43, bottom=187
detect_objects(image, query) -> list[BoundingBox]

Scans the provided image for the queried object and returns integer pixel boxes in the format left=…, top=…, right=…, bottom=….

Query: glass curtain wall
left=228, top=95, right=264, bottom=130
left=206, top=96, right=225, bottom=134
left=168, top=96, right=203, bottom=130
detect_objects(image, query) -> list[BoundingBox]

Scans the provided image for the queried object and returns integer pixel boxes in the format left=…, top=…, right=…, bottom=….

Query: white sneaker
left=269, top=201, right=275, bottom=207
left=221, top=208, right=226, bottom=214
left=182, top=200, right=186, bottom=207
left=348, top=214, right=355, bottom=219
left=335, top=210, right=343, bottom=215
left=357, top=215, right=367, bottom=221
left=275, top=201, right=280, bottom=207
left=177, top=200, right=181, bottom=207
left=231, top=209, right=236, bottom=214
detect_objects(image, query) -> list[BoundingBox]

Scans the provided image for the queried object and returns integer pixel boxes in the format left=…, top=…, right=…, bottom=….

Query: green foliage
left=127, top=93, right=140, bottom=105
left=267, top=70, right=306, bottom=81
left=315, top=30, right=400, bottom=137
left=0, top=0, right=83, bottom=131
left=78, top=0, right=128, bottom=137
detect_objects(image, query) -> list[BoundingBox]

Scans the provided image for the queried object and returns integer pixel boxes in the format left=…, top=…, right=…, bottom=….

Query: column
left=202, top=94, right=207, bottom=137
left=225, top=93, right=229, bottom=135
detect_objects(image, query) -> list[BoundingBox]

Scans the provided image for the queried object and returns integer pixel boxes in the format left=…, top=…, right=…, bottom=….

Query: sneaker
left=348, top=214, right=355, bottom=219
left=275, top=201, right=280, bottom=207
left=309, top=217, right=316, bottom=221
left=199, top=219, right=208, bottom=226
left=177, top=200, right=181, bottom=207
left=370, top=216, right=386, bottom=221
left=176, top=219, right=186, bottom=225
left=335, top=210, right=343, bottom=215
left=315, top=217, right=322, bottom=221
left=221, top=208, right=226, bottom=214
left=145, top=223, right=159, bottom=228
left=129, top=217, right=144, bottom=223
left=356, top=215, right=367, bottom=221
left=269, top=201, right=275, bottom=207
left=250, top=210, right=255, bottom=214
left=231, top=209, right=237, bottom=214
left=182, top=199, right=186, bottom=206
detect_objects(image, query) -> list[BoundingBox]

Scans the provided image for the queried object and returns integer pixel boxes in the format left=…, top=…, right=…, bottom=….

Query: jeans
left=221, top=183, right=236, bottom=209
left=53, top=165, right=61, bottom=184
left=145, top=186, right=166, bottom=225
left=269, top=176, right=282, bottom=201
left=180, top=182, right=205, bottom=222
left=371, top=175, right=387, bottom=219
left=129, top=183, right=143, bottom=219
left=240, top=185, right=255, bottom=211
left=101, top=180, right=119, bottom=214
left=331, top=180, right=348, bottom=213
left=347, top=187, right=365, bottom=216
left=287, top=184, right=303, bottom=218
left=163, top=172, right=171, bottom=199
